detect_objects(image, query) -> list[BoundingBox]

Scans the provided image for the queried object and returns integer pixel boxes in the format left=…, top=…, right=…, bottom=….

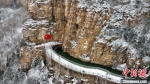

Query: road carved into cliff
left=45, top=42, right=123, bottom=83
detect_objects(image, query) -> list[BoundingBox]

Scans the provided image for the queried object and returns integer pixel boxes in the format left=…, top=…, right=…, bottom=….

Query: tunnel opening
left=52, top=45, right=62, bottom=50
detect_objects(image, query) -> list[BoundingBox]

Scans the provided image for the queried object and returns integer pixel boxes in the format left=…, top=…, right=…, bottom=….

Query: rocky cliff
left=22, top=0, right=150, bottom=71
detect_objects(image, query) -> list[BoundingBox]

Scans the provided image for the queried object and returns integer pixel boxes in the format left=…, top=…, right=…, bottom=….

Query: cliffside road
left=21, top=0, right=150, bottom=83
left=44, top=42, right=123, bottom=83
left=25, top=0, right=150, bottom=71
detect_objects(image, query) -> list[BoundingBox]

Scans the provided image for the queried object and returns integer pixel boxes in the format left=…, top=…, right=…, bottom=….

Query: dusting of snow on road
left=45, top=42, right=122, bottom=83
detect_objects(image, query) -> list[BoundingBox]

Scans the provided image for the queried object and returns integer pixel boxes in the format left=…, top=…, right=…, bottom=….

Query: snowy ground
left=0, top=7, right=27, bottom=70
left=0, top=7, right=27, bottom=83
left=0, top=7, right=87, bottom=84
left=0, top=7, right=55, bottom=84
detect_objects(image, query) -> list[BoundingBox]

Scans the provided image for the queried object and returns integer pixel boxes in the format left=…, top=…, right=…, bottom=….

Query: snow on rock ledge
left=78, top=0, right=111, bottom=12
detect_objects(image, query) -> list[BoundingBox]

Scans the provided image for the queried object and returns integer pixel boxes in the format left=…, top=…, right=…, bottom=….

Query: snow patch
left=78, top=0, right=110, bottom=12
left=70, top=40, right=78, bottom=48
left=25, top=19, right=49, bottom=27
left=116, top=63, right=127, bottom=71
left=142, top=56, right=150, bottom=64
left=36, top=0, right=51, bottom=4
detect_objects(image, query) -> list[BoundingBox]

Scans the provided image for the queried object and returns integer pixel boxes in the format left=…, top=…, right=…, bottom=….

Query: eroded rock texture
left=22, top=0, right=150, bottom=70
left=20, top=46, right=45, bottom=69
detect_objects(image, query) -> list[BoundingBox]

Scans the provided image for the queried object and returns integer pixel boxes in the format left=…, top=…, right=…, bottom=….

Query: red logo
left=122, top=69, right=130, bottom=78
left=122, top=69, right=147, bottom=78
left=130, top=69, right=137, bottom=77
left=138, top=69, right=147, bottom=78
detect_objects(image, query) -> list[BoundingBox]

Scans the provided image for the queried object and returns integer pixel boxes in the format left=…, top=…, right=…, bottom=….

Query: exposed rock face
left=23, top=0, right=150, bottom=70
left=20, top=46, right=45, bottom=69
left=23, top=19, right=56, bottom=44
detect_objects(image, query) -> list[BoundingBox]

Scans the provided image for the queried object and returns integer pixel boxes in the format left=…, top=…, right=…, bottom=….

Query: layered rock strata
left=22, top=0, right=150, bottom=70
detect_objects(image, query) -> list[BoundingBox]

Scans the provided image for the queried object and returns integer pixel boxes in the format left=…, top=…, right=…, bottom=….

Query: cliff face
left=20, top=46, right=45, bottom=69
left=23, top=0, right=150, bottom=70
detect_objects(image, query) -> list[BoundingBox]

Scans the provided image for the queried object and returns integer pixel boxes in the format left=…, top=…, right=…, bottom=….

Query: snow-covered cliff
left=23, top=0, right=150, bottom=71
